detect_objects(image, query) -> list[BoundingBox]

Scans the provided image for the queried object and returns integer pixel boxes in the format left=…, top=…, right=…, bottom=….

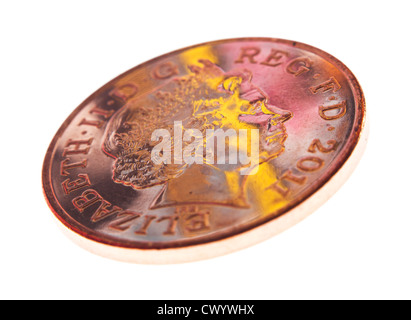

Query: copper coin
left=42, top=38, right=367, bottom=263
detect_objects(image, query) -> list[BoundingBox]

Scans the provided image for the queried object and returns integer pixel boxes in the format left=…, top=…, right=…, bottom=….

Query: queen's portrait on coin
left=102, top=59, right=292, bottom=209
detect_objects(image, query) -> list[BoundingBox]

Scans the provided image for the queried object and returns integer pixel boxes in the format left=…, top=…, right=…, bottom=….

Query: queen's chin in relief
left=102, top=60, right=292, bottom=210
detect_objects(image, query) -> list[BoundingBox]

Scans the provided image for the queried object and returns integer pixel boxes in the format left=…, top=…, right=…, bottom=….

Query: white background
left=1, top=0, right=410, bottom=300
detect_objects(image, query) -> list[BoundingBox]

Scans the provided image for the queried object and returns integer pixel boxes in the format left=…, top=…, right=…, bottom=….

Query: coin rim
left=42, top=37, right=366, bottom=257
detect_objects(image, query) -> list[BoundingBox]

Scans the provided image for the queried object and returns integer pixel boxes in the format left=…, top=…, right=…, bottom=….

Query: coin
left=42, top=38, right=367, bottom=264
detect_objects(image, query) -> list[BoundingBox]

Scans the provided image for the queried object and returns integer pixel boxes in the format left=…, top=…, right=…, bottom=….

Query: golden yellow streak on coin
left=180, top=45, right=217, bottom=70
left=247, top=162, right=288, bottom=215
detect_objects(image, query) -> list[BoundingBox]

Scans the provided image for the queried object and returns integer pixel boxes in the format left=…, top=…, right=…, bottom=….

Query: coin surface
left=42, top=38, right=367, bottom=263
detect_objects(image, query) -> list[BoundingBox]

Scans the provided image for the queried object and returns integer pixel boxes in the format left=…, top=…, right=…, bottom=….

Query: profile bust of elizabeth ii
left=102, top=60, right=292, bottom=209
